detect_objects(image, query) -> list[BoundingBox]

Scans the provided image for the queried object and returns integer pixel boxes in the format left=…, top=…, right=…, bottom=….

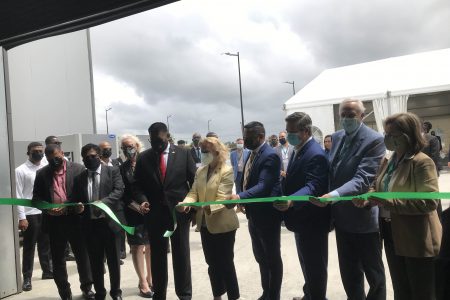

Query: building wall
left=285, top=104, right=335, bottom=139
left=7, top=30, right=95, bottom=142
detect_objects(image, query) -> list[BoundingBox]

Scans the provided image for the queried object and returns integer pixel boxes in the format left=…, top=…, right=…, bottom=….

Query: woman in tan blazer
left=358, top=112, right=442, bottom=300
left=177, top=136, right=240, bottom=300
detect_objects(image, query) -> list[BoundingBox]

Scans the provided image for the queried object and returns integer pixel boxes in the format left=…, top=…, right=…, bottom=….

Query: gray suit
left=274, top=144, right=294, bottom=172
left=329, top=124, right=387, bottom=300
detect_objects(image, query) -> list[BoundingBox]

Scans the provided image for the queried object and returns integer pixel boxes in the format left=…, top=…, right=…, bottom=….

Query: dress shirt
left=88, top=164, right=105, bottom=219
left=16, top=160, right=45, bottom=220
left=237, top=149, right=245, bottom=172
left=329, top=124, right=362, bottom=197
left=161, top=143, right=170, bottom=166
left=53, top=160, right=67, bottom=204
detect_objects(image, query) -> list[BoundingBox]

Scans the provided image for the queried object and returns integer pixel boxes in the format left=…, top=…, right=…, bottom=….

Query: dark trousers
left=84, top=219, right=121, bottom=299
left=436, top=207, right=450, bottom=300
left=234, top=172, right=243, bottom=194
left=248, top=219, right=283, bottom=300
left=147, top=206, right=192, bottom=300
left=335, top=228, right=386, bottom=300
left=381, top=218, right=437, bottom=300
left=22, top=214, right=52, bottom=279
left=47, top=215, right=93, bottom=298
left=200, top=227, right=239, bottom=300
left=294, top=230, right=328, bottom=300
left=120, top=231, right=126, bottom=255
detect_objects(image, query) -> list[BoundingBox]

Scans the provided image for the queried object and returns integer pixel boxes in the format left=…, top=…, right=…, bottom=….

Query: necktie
left=197, top=148, right=201, bottom=161
left=243, top=152, right=256, bottom=191
left=90, top=172, right=102, bottom=218
left=160, top=152, right=166, bottom=181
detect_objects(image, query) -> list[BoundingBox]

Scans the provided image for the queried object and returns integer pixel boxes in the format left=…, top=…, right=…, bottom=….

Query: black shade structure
left=0, top=0, right=178, bottom=49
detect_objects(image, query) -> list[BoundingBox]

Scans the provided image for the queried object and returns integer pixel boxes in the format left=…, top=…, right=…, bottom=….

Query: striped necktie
left=242, top=152, right=256, bottom=191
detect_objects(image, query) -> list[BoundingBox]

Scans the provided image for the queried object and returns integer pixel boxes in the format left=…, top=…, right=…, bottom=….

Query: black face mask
left=101, top=148, right=112, bottom=159
left=151, top=137, right=168, bottom=153
left=279, top=138, right=286, bottom=145
left=270, top=140, right=278, bottom=147
left=83, top=156, right=101, bottom=171
left=49, top=157, right=63, bottom=170
left=244, top=137, right=259, bottom=151
left=31, top=152, right=44, bottom=162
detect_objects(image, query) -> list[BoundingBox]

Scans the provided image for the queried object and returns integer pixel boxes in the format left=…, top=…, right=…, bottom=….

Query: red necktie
left=160, top=152, right=166, bottom=181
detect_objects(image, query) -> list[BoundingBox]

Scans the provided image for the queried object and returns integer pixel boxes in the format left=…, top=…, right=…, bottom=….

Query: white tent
left=284, top=48, right=450, bottom=134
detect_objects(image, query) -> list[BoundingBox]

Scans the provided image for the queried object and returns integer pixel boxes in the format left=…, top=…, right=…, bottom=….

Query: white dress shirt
left=161, top=143, right=170, bottom=166
left=16, top=160, right=45, bottom=220
left=88, top=164, right=102, bottom=202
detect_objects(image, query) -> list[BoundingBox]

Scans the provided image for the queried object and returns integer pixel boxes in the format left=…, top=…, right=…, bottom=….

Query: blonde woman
left=118, top=134, right=153, bottom=298
left=177, top=137, right=240, bottom=300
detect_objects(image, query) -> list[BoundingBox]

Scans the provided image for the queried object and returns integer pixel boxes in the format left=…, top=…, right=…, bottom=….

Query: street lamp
left=284, top=81, right=296, bottom=95
left=167, top=114, right=172, bottom=132
left=224, top=51, right=245, bottom=135
left=105, top=107, right=112, bottom=135
left=208, top=119, right=212, bottom=132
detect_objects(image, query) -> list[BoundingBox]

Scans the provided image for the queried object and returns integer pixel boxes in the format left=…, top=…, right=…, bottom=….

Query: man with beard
left=133, top=122, right=196, bottom=300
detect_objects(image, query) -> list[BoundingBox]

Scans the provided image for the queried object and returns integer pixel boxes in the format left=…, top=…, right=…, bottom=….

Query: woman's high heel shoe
left=138, top=284, right=154, bottom=298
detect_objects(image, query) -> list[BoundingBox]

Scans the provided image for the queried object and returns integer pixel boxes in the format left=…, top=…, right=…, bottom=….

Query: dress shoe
left=61, top=294, right=72, bottom=300
left=138, top=284, right=154, bottom=298
left=42, top=272, right=54, bottom=280
left=82, top=290, right=95, bottom=300
left=120, top=251, right=126, bottom=259
left=22, top=278, right=32, bottom=291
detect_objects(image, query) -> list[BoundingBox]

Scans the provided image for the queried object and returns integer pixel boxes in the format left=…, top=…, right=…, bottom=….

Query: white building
left=284, top=48, right=450, bottom=155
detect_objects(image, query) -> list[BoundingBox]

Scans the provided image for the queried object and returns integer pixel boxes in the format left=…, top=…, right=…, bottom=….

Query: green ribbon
left=162, top=191, right=450, bottom=237
left=0, top=198, right=135, bottom=235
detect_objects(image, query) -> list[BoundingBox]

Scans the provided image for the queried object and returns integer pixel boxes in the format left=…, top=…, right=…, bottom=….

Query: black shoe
left=82, top=290, right=95, bottom=300
left=120, top=251, right=126, bottom=259
left=120, top=259, right=124, bottom=265
left=59, top=290, right=72, bottom=300
left=61, top=294, right=72, bottom=300
left=22, top=278, right=32, bottom=291
left=42, top=272, right=54, bottom=280
left=138, top=284, right=154, bottom=298
left=65, top=253, right=76, bottom=261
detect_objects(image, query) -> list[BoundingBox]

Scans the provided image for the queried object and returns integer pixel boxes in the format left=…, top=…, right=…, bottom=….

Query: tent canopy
left=285, top=48, right=450, bottom=109
left=0, top=0, right=178, bottom=49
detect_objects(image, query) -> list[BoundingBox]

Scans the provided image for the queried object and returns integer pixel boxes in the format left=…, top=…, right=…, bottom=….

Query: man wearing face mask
left=190, top=133, right=202, bottom=167
left=229, top=121, right=283, bottom=300
left=99, top=141, right=121, bottom=167
left=72, top=143, right=125, bottom=300
left=269, top=134, right=279, bottom=148
left=311, top=99, right=386, bottom=300
left=274, top=131, right=294, bottom=179
left=32, top=144, right=94, bottom=300
left=133, top=122, right=196, bottom=300
left=230, top=138, right=250, bottom=194
left=16, top=142, right=53, bottom=292
left=273, top=113, right=330, bottom=300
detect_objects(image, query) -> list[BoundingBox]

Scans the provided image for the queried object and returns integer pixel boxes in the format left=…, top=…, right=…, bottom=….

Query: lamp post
left=284, top=81, right=296, bottom=95
left=105, top=107, right=112, bottom=135
left=167, top=114, right=172, bottom=132
left=224, top=51, right=245, bottom=135
left=208, top=119, right=212, bottom=132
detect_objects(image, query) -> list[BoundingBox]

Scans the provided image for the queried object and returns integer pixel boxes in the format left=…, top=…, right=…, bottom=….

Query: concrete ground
left=7, top=171, right=450, bottom=300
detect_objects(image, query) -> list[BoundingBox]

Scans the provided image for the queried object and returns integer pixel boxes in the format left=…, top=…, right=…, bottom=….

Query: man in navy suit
left=230, top=121, right=282, bottom=300
left=274, top=112, right=330, bottom=300
left=312, top=99, right=386, bottom=300
left=230, top=137, right=250, bottom=193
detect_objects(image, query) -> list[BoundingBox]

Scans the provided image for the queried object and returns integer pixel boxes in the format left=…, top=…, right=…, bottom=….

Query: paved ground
left=7, top=171, right=450, bottom=300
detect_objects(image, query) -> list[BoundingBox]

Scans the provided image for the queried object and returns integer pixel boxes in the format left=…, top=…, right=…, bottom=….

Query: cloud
left=90, top=0, right=450, bottom=142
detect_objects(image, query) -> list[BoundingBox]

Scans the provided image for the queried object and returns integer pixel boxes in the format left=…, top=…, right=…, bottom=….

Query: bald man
left=99, top=141, right=121, bottom=167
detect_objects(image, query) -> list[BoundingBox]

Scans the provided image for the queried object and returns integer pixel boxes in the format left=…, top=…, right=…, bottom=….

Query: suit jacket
left=133, top=144, right=196, bottom=212
left=182, top=164, right=239, bottom=234
left=72, top=165, right=125, bottom=233
left=190, top=146, right=202, bottom=164
left=423, top=133, right=440, bottom=171
left=230, top=148, right=250, bottom=180
left=238, top=143, right=282, bottom=228
left=374, top=152, right=441, bottom=257
left=329, top=124, right=386, bottom=233
left=282, top=139, right=330, bottom=233
left=274, top=144, right=294, bottom=172
left=32, top=161, right=86, bottom=231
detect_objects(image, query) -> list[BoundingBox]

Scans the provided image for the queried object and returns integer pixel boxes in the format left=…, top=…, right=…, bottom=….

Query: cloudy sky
left=90, top=0, right=450, bottom=142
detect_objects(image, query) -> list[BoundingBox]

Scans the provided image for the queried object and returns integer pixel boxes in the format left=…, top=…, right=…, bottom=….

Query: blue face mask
left=287, top=133, right=301, bottom=146
left=340, top=117, right=361, bottom=134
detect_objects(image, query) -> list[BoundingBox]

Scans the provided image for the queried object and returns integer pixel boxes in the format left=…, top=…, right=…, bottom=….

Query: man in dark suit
left=72, top=143, right=125, bottom=300
left=422, top=122, right=441, bottom=174
left=311, top=99, right=386, bottom=300
left=133, top=122, right=196, bottom=300
left=32, top=144, right=94, bottom=300
left=190, top=133, right=202, bottom=167
left=274, top=112, right=330, bottom=300
left=230, top=121, right=282, bottom=300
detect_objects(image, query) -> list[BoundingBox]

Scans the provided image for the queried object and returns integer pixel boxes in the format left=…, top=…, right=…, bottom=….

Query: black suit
left=32, top=162, right=93, bottom=298
left=134, top=144, right=196, bottom=300
left=237, top=143, right=283, bottom=300
left=282, top=139, right=330, bottom=300
left=72, top=165, right=124, bottom=300
left=190, top=146, right=201, bottom=164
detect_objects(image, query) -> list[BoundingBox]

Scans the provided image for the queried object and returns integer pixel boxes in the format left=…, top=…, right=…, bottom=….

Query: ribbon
left=162, top=191, right=450, bottom=237
left=0, top=198, right=135, bottom=235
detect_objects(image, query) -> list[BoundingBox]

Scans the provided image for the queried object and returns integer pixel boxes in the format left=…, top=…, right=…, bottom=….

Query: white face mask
left=236, top=143, right=244, bottom=150
left=201, top=152, right=214, bottom=166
